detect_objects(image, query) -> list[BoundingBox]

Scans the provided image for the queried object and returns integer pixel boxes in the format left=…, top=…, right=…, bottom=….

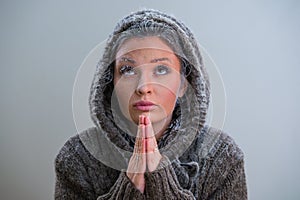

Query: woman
left=55, top=9, right=247, bottom=199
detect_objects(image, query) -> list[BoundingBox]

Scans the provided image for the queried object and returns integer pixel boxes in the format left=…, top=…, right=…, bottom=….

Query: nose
left=135, top=72, right=153, bottom=95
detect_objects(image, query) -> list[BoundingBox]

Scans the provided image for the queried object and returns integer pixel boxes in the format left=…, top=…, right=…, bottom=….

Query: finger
left=139, top=115, right=145, bottom=125
left=127, top=125, right=146, bottom=174
left=129, top=116, right=146, bottom=174
left=144, top=114, right=149, bottom=125
left=134, top=115, right=146, bottom=152
left=134, top=123, right=145, bottom=154
left=144, top=116, right=153, bottom=138
left=144, top=116, right=161, bottom=172
left=145, top=116, right=158, bottom=152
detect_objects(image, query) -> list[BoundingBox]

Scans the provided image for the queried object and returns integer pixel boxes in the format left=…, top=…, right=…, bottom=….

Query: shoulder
left=194, top=126, right=244, bottom=164
left=55, top=127, right=98, bottom=159
left=55, top=127, right=128, bottom=174
left=208, top=126, right=244, bottom=159
left=54, top=127, right=100, bottom=174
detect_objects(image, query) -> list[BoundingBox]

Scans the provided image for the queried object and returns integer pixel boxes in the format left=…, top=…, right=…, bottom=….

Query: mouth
left=133, top=100, right=156, bottom=111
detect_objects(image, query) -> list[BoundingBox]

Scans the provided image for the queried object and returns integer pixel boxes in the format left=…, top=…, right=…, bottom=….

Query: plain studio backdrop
left=0, top=0, right=299, bottom=199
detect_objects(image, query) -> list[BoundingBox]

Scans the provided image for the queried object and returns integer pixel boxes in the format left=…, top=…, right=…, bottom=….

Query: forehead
left=116, top=36, right=176, bottom=59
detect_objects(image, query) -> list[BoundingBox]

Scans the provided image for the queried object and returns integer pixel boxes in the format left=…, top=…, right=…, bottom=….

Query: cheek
left=114, top=84, right=132, bottom=106
left=158, top=76, right=182, bottom=97
left=158, top=81, right=181, bottom=112
left=113, top=79, right=136, bottom=118
left=162, top=90, right=177, bottom=110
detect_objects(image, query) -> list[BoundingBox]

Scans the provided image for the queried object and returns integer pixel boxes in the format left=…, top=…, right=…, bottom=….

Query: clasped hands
left=126, top=115, right=162, bottom=193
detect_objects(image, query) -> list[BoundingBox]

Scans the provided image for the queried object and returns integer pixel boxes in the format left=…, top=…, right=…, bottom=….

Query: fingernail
left=139, top=115, right=143, bottom=125
left=145, top=116, right=150, bottom=125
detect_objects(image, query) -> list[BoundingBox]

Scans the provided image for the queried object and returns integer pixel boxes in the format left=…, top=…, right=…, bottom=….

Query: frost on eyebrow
left=150, top=57, right=171, bottom=63
left=116, top=57, right=136, bottom=64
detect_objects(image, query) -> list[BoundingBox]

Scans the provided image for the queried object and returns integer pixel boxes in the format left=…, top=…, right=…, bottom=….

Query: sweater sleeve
left=96, top=172, right=145, bottom=200
left=206, top=159, right=247, bottom=200
left=198, top=129, right=248, bottom=200
left=144, top=156, right=195, bottom=200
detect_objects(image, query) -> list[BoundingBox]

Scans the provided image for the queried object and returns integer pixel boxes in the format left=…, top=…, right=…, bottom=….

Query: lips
left=133, top=100, right=156, bottom=111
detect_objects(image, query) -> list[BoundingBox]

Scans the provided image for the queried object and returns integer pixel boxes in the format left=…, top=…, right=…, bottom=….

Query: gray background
left=0, top=0, right=299, bottom=199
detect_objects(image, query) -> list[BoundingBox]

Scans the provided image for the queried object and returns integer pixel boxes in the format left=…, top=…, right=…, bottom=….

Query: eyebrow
left=117, top=57, right=135, bottom=63
left=117, top=57, right=171, bottom=64
left=150, top=57, right=171, bottom=63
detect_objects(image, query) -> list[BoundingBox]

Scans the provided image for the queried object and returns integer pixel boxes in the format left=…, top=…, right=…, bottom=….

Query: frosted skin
left=113, top=37, right=185, bottom=136
left=115, top=37, right=185, bottom=193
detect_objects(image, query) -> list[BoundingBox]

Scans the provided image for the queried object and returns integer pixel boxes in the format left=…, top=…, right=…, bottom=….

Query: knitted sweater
left=54, top=9, right=247, bottom=199
left=55, top=126, right=247, bottom=199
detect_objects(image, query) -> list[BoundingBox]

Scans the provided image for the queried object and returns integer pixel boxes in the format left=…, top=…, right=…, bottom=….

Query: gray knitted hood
left=87, top=9, right=210, bottom=166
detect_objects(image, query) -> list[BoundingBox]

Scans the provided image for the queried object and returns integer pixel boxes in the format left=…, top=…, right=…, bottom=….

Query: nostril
left=136, top=83, right=153, bottom=95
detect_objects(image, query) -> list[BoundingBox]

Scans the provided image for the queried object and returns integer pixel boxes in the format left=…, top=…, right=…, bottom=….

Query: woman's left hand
left=144, top=115, right=162, bottom=172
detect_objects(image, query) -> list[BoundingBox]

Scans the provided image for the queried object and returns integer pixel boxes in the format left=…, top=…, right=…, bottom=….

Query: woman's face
left=113, top=36, right=185, bottom=125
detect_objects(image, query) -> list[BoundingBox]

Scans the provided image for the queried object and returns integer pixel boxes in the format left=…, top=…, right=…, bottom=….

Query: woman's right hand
left=126, top=115, right=147, bottom=193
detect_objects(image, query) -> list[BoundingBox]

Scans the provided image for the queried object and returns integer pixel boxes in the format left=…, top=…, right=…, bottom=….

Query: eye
left=119, top=65, right=136, bottom=76
left=155, top=65, right=170, bottom=75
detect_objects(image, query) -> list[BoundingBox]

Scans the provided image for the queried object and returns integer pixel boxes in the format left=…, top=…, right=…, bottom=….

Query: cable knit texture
left=55, top=127, right=247, bottom=199
left=55, top=9, right=247, bottom=199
